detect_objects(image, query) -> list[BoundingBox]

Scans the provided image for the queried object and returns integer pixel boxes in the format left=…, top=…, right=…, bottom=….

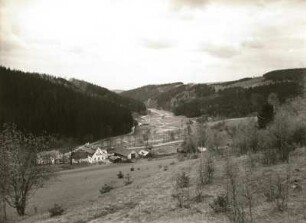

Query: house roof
left=74, top=143, right=104, bottom=156
left=80, top=147, right=96, bottom=156
left=113, top=148, right=137, bottom=157
left=72, top=150, right=89, bottom=159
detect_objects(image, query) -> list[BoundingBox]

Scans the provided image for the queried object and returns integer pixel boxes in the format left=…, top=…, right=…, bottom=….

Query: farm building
left=197, top=147, right=207, bottom=152
left=138, top=149, right=150, bottom=157
left=113, top=148, right=138, bottom=160
left=72, top=146, right=108, bottom=163
left=37, top=150, right=61, bottom=165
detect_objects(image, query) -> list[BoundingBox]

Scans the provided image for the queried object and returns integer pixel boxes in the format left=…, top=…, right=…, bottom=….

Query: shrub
left=117, top=171, right=124, bottom=179
left=190, top=153, right=199, bottom=159
left=163, top=165, right=168, bottom=171
left=263, top=173, right=289, bottom=212
left=99, top=184, right=114, bottom=194
left=130, top=166, right=134, bottom=171
left=49, top=204, right=64, bottom=217
left=176, top=171, right=190, bottom=188
left=198, top=154, right=215, bottom=185
left=173, top=171, right=190, bottom=208
left=210, top=194, right=229, bottom=213
left=124, top=174, right=133, bottom=185
left=177, top=153, right=186, bottom=162
left=169, top=161, right=176, bottom=165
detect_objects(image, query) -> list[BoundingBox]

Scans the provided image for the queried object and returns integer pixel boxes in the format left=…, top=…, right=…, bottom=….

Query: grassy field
left=11, top=145, right=305, bottom=223
left=8, top=157, right=176, bottom=222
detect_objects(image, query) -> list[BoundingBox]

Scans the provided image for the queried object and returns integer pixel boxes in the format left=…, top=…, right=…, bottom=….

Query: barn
left=113, top=148, right=139, bottom=161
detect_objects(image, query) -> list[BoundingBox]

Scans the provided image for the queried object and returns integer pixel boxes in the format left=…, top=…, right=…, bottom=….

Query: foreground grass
left=16, top=147, right=306, bottom=223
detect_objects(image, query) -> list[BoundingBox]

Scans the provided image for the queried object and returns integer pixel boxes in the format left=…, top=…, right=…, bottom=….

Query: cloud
left=170, top=0, right=209, bottom=10
left=142, top=39, right=174, bottom=49
left=170, top=0, right=305, bottom=10
left=198, top=44, right=240, bottom=58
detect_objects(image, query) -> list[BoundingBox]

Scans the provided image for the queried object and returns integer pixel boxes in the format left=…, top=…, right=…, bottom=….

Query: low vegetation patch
left=99, top=184, right=114, bottom=194
left=198, top=153, right=215, bottom=185
left=172, top=171, right=190, bottom=208
left=48, top=203, right=65, bottom=217
left=124, top=174, right=133, bottom=185
left=117, top=171, right=124, bottom=179
left=210, top=194, right=230, bottom=213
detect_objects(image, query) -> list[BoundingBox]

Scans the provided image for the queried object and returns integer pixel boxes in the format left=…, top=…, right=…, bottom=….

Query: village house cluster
left=36, top=142, right=151, bottom=165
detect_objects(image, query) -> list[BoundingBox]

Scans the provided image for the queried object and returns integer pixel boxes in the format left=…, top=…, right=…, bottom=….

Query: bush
left=173, top=171, right=190, bottom=208
left=198, top=154, right=214, bottom=185
left=130, top=166, right=134, bottom=171
left=177, top=153, right=186, bottom=162
left=176, top=171, right=190, bottom=188
left=49, top=203, right=64, bottom=217
left=263, top=174, right=288, bottom=212
left=163, top=165, right=168, bottom=171
left=99, top=184, right=114, bottom=194
left=117, top=171, right=124, bottom=179
left=124, top=174, right=133, bottom=186
left=190, top=153, right=199, bottom=159
left=209, top=194, right=229, bottom=213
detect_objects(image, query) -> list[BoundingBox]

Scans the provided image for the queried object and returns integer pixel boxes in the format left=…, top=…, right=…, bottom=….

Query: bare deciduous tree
left=0, top=124, right=54, bottom=216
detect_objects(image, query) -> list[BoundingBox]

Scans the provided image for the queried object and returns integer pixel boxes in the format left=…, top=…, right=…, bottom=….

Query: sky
left=0, top=0, right=306, bottom=90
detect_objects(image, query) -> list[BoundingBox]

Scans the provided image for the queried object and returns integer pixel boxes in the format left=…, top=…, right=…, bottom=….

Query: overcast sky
left=1, top=0, right=306, bottom=90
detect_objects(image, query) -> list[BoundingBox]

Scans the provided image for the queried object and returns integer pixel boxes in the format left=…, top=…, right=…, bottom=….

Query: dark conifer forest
left=173, top=81, right=303, bottom=118
left=0, top=66, right=146, bottom=143
left=122, top=68, right=305, bottom=118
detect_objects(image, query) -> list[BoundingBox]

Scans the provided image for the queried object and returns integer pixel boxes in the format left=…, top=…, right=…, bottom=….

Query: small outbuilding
left=138, top=149, right=150, bottom=157
left=113, top=148, right=139, bottom=161
left=197, top=147, right=207, bottom=152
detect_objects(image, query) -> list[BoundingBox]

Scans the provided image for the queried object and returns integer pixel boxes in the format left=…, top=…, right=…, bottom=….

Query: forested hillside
left=122, top=68, right=305, bottom=118
left=0, top=66, right=145, bottom=143
left=121, top=82, right=184, bottom=103
left=70, top=79, right=146, bottom=114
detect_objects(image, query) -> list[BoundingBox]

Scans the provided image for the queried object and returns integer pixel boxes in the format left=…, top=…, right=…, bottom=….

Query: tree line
left=0, top=66, right=143, bottom=143
left=174, top=81, right=303, bottom=118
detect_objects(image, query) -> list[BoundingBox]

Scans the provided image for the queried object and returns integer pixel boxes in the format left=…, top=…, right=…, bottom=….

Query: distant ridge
left=122, top=68, right=306, bottom=118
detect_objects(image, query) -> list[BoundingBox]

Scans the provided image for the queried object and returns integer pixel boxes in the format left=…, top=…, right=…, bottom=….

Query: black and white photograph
left=0, top=0, right=306, bottom=222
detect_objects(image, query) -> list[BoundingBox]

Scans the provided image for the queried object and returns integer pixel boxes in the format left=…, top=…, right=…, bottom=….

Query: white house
left=88, top=148, right=108, bottom=163
left=72, top=145, right=108, bottom=164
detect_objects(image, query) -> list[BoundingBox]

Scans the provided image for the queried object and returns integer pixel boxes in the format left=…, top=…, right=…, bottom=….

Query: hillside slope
left=70, top=79, right=146, bottom=114
left=0, top=66, right=146, bottom=142
left=122, top=68, right=305, bottom=118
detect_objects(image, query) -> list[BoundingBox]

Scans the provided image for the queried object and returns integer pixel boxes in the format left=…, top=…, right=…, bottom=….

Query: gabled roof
left=74, top=143, right=104, bottom=156
left=80, top=147, right=96, bottom=156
